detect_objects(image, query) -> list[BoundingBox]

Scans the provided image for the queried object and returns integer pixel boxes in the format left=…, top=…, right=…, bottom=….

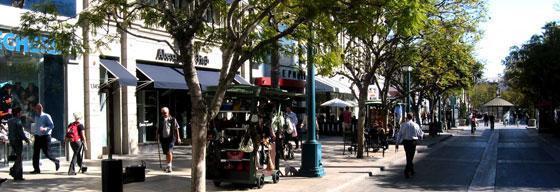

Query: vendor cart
left=206, top=85, right=301, bottom=188
left=208, top=127, right=280, bottom=188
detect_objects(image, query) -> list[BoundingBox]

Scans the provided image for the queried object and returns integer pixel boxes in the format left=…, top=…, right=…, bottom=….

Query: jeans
left=69, top=141, right=83, bottom=173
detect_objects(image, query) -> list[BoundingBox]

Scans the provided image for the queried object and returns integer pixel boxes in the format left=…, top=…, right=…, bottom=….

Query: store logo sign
left=0, top=32, right=60, bottom=55
left=155, top=49, right=209, bottom=66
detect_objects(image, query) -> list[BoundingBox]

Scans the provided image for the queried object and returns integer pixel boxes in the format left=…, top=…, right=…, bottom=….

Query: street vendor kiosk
left=205, top=85, right=301, bottom=188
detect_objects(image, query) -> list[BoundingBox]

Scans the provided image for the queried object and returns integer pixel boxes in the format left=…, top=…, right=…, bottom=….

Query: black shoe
left=55, top=161, right=60, bottom=171
left=13, top=178, right=25, bottom=181
left=68, top=172, right=77, bottom=175
left=0, top=178, right=7, bottom=184
left=29, top=170, right=40, bottom=174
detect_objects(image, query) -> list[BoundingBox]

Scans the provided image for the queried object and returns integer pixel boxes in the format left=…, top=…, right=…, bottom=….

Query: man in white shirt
left=285, top=106, right=299, bottom=148
left=396, top=113, right=424, bottom=178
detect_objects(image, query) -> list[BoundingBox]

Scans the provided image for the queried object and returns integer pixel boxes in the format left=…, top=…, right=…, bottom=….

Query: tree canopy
left=503, top=22, right=560, bottom=109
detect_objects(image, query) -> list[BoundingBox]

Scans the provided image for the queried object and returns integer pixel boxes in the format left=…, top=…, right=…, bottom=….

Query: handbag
left=239, top=135, right=254, bottom=153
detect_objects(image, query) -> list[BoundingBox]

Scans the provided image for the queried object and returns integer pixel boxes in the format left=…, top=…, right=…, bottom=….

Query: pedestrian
left=0, top=84, right=14, bottom=121
left=489, top=114, right=495, bottom=130
left=65, top=112, right=88, bottom=175
left=342, top=106, right=352, bottom=132
left=156, top=107, right=181, bottom=173
left=396, top=113, right=424, bottom=179
left=285, top=106, right=299, bottom=149
left=30, top=103, right=60, bottom=174
left=483, top=113, right=489, bottom=127
left=8, top=107, right=30, bottom=181
left=470, top=112, right=477, bottom=134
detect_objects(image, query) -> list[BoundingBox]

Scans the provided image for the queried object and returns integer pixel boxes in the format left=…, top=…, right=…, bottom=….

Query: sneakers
left=68, top=172, right=77, bottom=176
left=163, top=166, right=172, bottom=173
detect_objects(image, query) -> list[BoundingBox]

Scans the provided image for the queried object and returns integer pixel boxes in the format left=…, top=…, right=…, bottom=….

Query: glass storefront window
left=0, top=33, right=65, bottom=165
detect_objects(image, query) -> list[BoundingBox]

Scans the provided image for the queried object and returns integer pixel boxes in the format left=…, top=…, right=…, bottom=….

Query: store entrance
left=137, top=89, right=190, bottom=143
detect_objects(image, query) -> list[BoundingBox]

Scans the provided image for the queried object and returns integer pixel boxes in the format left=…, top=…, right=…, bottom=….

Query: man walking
left=156, top=107, right=181, bottom=173
left=285, top=106, right=299, bottom=149
left=396, top=113, right=424, bottom=179
left=30, top=103, right=60, bottom=174
left=489, top=114, right=495, bottom=130
left=8, top=107, right=30, bottom=180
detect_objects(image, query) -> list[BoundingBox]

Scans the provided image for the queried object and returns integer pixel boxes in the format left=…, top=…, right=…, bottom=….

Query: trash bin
left=102, top=159, right=123, bottom=192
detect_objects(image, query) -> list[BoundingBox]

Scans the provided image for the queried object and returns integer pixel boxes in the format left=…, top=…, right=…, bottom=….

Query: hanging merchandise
left=271, top=105, right=285, bottom=133
left=239, top=134, right=254, bottom=153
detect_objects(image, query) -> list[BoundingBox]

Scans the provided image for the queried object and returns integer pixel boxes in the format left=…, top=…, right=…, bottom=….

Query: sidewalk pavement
left=0, top=131, right=455, bottom=192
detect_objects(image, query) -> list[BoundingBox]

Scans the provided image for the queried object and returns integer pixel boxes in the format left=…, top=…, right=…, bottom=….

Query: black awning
left=137, top=63, right=188, bottom=90
left=99, top=59, right=137, bottom=86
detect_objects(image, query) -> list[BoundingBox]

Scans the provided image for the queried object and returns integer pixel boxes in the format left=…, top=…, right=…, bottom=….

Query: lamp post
left=299, top=22, right=325, bottom=177
left=402, top=66, right=413, bottom=114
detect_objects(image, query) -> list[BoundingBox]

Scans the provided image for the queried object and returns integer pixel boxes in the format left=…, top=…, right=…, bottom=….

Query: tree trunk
left=356, top=88, right=368, bottom=158
left=178, top=37, right=208, bottom=192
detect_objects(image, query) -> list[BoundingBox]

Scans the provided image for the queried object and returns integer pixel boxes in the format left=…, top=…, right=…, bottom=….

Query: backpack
left=66, top=122, right=81, bottom=142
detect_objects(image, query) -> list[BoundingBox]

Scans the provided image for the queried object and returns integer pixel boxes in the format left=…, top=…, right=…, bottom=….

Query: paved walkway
left=345, top=124, right=560, bottom=192
left=0, top=130, right=454, bottom=192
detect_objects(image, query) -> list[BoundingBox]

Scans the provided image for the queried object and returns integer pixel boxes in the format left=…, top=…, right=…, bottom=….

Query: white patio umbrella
left=320, top=98, right=354, bottom=108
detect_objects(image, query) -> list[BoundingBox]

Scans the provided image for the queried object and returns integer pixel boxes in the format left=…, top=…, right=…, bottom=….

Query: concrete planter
left=458, top=119, right=467, bottom=126
left=528, top=119, right=537, bottom=127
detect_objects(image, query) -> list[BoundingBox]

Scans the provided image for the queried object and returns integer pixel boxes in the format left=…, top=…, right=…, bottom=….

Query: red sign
left=255, top=77, right=305, bottom=89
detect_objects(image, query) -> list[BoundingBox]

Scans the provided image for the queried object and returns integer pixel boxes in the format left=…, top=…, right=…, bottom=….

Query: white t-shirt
left=163, top=117, right=172, bottom=138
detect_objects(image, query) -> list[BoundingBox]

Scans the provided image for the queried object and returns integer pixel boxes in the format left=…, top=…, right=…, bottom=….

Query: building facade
left=0, top=1, right=251, bottom=162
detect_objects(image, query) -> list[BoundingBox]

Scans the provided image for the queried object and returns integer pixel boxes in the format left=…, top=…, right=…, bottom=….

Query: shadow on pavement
left=368, top=129, right=492, bottom=191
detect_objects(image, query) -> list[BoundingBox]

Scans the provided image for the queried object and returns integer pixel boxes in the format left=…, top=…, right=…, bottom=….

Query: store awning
left=175, top=69, right=246, bottom=90
left=315, top=76, right=352, bottom=94
left=137, top=63, right=188, bottom=90
left=315, top=76, right=337, bottom=92
left=99, top=59, right=137, bottom=86
left=234, top=75, right=251, bottom=85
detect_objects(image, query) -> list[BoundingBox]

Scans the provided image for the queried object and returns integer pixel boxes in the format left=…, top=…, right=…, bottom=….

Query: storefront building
left=0, top=2, right=73, bottom=164
left=0, top=1, right=252, bottom=163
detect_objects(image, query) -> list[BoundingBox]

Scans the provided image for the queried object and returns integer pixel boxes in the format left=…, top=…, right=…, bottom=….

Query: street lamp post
left=299, top=22, right=325, bottom=177
left=402, top=66, right=413, bottom=114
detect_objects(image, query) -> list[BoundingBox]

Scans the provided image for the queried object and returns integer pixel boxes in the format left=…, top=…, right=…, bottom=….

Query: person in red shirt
left=342, top=107, right=352, bottom=132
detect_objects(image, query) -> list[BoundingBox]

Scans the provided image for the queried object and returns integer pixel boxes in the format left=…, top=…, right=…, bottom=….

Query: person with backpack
left=156, top=107, right=181, bottom=173
left=65, top=112, right=87, bottom=175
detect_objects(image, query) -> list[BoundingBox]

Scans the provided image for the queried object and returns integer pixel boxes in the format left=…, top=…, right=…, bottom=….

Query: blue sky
left=476, top=0, right=559, bottom=80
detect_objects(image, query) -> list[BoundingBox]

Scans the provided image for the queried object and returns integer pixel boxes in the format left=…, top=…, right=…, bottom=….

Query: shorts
left=160, top=137, right=175, bottom=154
